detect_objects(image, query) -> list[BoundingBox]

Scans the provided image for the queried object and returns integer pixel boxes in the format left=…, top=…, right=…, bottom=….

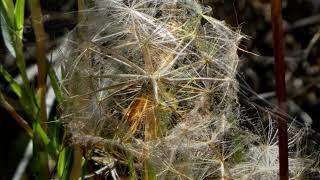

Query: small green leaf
left=0, top=65, right=22, bottom=97
left=0, top=15, right=16, bottom=57
left=0, top=66, right=37, bottom=120
left=58, top=148, right=67, bottom=177
left=0, top=0, right=17, bottom=57
left=57, top=147, right=74, bottom=180
left=0, top=0, right=14, bottom=23
left=34, top=122, right=50, bottom=145
left=14, top=0, right=25, bottom=38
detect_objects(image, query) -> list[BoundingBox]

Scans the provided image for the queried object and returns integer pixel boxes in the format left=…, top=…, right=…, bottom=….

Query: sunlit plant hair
left=58, top=0, right=319, bottom=179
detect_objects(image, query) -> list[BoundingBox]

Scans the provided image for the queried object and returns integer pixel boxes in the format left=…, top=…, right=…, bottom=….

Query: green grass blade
left=58, top=148, right=67, bottom=177
left=0, top=65, right=22, bottom=97
left=0, top=0, right=14, bottom=23
left=0, top=0, right=16, bottom=56
left=32, top=127, right=49, bottom=180
left=0, top=65, right=37, bottom=122
left=49, top=67, right=64, bottom=104
left=0, top=14, right=15, bottom=57
left=14, top=0, right=25, bottom=38
left=1, top=0, right=14, bottom=12
left=57, top=147, right=74, bottom=180
left=128, top=155, right=137, bottom=180
left=34, top=121, right=63, bottom=159
left=34, top=122, right=50, bottom=145
left=1, top=0, right=29, bottom=84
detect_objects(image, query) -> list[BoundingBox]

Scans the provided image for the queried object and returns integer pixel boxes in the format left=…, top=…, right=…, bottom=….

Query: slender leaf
left=0, top=15, right=15, bottom=57
left=32, top=133, right=49, bottom=180
left=0, top=0, right=16, bottom=57
left=0, top=0, right=14, bottom=24
left=0, top=66, right=37, bottom=120
left=49, top=67, right=64, bottom=104
left=57, top=147, right=74, bottom=180
left=0, top=65, right=22, bottom=97
left=58, top=148, right=67, bottom=177
left=34, top=122, right=50, bottom=145
left=14, top=0, right=25, bottom=38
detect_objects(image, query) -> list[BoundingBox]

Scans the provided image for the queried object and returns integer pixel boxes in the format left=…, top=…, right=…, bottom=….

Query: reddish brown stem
left=271, top=0, right=288, bottom=179
left=0, top=94, right=33, bottom=137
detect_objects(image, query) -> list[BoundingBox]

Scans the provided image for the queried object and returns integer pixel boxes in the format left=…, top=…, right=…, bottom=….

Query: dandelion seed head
left=58, top=0, right=319, bottom=179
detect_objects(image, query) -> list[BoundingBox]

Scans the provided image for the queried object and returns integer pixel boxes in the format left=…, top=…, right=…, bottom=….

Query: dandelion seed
left=59, top=0, right=319, bottom=179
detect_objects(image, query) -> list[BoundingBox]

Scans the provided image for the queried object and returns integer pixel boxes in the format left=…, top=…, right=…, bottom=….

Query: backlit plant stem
left=28, top=0, right=48, bottom=130
left=27, top=0, right=49, bottom=179
left=271, top=0, right=288, bottom=179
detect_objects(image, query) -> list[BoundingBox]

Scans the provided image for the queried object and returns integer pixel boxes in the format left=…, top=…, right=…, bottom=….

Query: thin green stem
left=15, top=39, right=29, bottom=89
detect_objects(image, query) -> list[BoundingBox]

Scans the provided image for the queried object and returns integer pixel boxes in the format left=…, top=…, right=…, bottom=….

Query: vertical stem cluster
left=271, top=0, right=288, bottom=179
left=28, top=0, right=49, bottom=179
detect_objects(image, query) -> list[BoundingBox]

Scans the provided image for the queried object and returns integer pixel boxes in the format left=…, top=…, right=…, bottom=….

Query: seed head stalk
left=68, top=1, right=87, bottom=179
left=271, top=0, right=288, bottom=179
